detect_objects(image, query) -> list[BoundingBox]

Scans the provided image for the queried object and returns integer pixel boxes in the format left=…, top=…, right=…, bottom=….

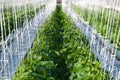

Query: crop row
left=0, top=4, right=45, bottom=41
left=12, top=5, right=111, bottom=80
left=71, top=4, right=120, bottom=50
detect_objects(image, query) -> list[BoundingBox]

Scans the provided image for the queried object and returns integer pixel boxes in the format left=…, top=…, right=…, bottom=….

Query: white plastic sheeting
left=64, top=6, right=120, bottom=80
left=0, top=1, right=56, bottom=79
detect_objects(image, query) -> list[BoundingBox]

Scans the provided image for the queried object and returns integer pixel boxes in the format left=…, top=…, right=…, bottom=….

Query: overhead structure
left=57, top=0, right=62, bottom=5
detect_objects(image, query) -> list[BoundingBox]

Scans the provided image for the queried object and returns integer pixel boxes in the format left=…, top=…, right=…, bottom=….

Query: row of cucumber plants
left=12, top=5, right=111, bottom=80
left=0, top=4, right=45, bottom=41
left=71, top=4, right=120, bottom=50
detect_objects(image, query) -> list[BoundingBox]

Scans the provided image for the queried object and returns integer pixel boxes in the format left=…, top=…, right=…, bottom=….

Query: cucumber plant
left=71, top=4, right=120, bottom=50
left=0, top=4, right=45, bottom=41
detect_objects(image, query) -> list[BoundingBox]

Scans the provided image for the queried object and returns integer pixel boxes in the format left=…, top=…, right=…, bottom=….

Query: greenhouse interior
left=0, top=0, right=120, bottom=80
